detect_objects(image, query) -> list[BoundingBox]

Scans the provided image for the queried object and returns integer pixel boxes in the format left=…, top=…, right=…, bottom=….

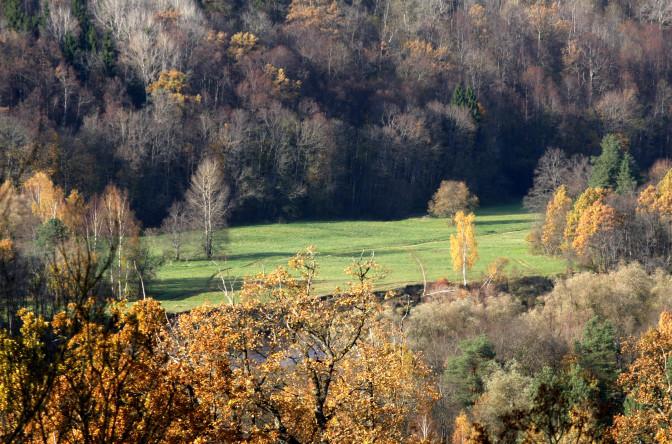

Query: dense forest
left=2, top=0, right=672, bottom=225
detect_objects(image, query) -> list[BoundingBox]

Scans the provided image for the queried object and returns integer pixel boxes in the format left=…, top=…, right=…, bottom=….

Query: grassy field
left=146, top=204, right=566, bottom=312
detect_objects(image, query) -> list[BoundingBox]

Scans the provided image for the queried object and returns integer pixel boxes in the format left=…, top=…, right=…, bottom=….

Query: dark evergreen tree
left=574, top=317, right=623, bottom=427
left=465, top=86, right=481, bottom=122
left=62, top=32, right=79, bottom=64
left=443, top=335, right=497, bottom=407
left=589, top=134, right=623, bottom=188
left=616, top=151, right=638, bottom=194
left=452, top=85, right=465, bottom=107
left=2, top=0, right=40, bottom=33
left=100, top=31, right=117, bottom=75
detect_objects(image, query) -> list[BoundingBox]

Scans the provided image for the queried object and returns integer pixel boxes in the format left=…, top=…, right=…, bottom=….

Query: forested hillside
left=2, top=0, right=671, bottom=224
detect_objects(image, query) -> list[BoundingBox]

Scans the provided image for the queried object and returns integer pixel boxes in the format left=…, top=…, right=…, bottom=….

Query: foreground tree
left=450, top=211, right=478, bottom=286
left=169, top=249, right=437, bottom=442
left=185, top=157, right=229, bottom=259
left=0, top=249, right=437, bottom=442
left=612, top=311, right=672, bottom=442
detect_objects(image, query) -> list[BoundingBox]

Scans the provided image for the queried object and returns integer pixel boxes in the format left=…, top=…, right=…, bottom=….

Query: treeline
left=2, top=0, right=672, bottom=224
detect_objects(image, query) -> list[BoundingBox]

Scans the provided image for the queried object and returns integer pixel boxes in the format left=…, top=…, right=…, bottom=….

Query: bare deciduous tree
left=91, top=0, right=204, bottom=84
left=45, top=2, right=78, bottom=43
left=186, top=157, right=229, bottom=259
left=524, top=148, right=592, bottom=212
left=640, top=0, right=672, bottom=29
left=160, top=200, right=188, bottom=260
left=523, top=148, right=569, bottom=212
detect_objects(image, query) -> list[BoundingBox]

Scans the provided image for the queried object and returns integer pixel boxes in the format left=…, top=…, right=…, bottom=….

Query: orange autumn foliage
left=0, top=250, right=437, bottom=443
left=612, top=311, right=672, bottom=443
left=563, top=187, right=608, bottom=250
left=571, top=199, right=618, bottom=257
left=637, top=169, right=672, bottom=218
left=541, top=185, right=572, bottom=254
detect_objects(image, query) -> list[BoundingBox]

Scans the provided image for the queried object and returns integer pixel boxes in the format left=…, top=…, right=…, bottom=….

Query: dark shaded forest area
left=1, top=0, right=671, bottom=225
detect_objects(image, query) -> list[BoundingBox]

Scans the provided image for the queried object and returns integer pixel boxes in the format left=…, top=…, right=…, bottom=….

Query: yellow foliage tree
left=174, top=248, right=438, bottom=442
left=612, top=311, right=672, bottom=443
left=572, top=200, right=617, bottom=254
left=39, top=299, right=200, bottom=443
left=22, top=171, right=65, bottom=222
left=451, top=211, right=478, bottom=286
left=147, top=70, right=200, bottom=104
left=637, top=168, right=672, bottom=218
left=286, top=0, right=341, bottom=33
left=541, top=185, right=572, bottom=255
left=401, top=39, right=450, bottom=83
left=563, top=187, right=608, bottom=251
left=452, top=412, right=472, bottom=444
left=264, top=64, right=302, bottom=98
left=228, top=31, right=258, bottom=59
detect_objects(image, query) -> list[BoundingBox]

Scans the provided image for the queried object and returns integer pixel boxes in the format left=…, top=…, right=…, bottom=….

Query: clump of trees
left=528, top=135, right=672, bottom=271
left=0, top=249, right=436, bottom=443
left=0, top=170, right=152, bottom=329
left=405, top=262, right=672, bottom=441
left=428, top=180, right=478, bottom=219
left=524, top=148, right=592, bottom=213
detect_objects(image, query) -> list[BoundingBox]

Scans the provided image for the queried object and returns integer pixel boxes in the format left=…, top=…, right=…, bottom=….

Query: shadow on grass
left=475, top=219, right=531, bottom=227
left=225, top=251, right=296, bottom=262
left=149, top=275, right=244, bottom=301
left=173, top=252, right=294, bottom=264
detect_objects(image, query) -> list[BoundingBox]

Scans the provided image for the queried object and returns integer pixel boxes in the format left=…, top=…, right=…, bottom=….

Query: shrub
left=428, top=180, right=478, bottom=218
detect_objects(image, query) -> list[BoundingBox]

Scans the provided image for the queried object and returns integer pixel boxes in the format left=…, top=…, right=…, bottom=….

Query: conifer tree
left=452, top=85, right=465, bottom=107
left=589, top=134, right=623, bottom=189
left=465, top=86, right=482, bottom=121
left=616, top=152, right=638, bottom=194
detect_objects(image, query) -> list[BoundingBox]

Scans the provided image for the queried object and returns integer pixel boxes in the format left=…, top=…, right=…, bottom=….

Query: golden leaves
left=450, top=211, right=478, bottom=285
left=147, top=70, right=201, bottom=104
left=612, top=311, right=672, bottom=442
left=264, top=64, right=302, bottom=98
left=228, top=31, right=258, bottom=59
left=571, top=199, right=617, bottom=256
left=541, top=185, right=572, bottom=254
left=637, top=168, right=672, bottom=217
left=173, top=249, right=436, bottom=442
left=23, top=171, right=65, bottom=222
left=0, top=238, right=12, bottom=262
left=0, top=251, right=437, bottom=442
left=286, top=0, right=342, bottom=33
left=563, top=187, right=608, bottom=249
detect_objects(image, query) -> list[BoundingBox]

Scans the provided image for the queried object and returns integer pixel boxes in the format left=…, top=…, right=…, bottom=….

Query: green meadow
left=146, top=204, right=566, bottom=312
